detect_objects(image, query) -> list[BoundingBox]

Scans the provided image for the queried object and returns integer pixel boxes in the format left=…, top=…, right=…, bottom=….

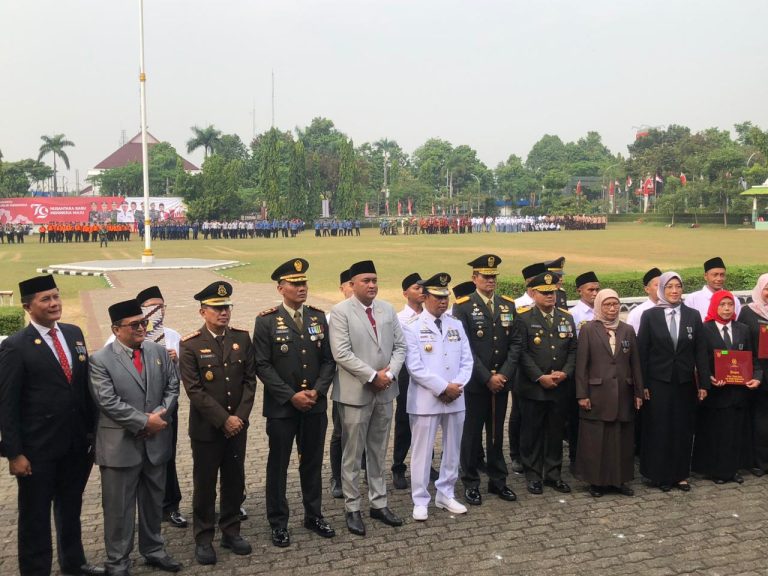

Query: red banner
left=0, top=196, right=186, bottom=225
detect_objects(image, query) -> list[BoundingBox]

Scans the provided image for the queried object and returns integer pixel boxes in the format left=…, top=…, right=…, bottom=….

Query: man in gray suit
left=329, top=260, right=407, bottom=536
left=89, top=299, right=181, bottom=575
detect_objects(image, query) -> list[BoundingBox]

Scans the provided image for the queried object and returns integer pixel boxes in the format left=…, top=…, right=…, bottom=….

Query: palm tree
left=38, top=134, right=74, bottom=195
left=187, top=125, right=222, bottom=159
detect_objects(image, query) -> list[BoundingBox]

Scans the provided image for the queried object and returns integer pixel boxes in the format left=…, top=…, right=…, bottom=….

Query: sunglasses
left=116, top=319, right=149, bottom=330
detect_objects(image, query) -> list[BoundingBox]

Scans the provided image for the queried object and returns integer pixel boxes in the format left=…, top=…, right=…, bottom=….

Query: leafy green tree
left=37, top=133, right=74, bottom=194
left=187, top=125, right=222, bottom=159
left=217, top=134, right=249, bottom=163
left=335, top=139, right=360, bottom=218
left=258, top=128, right=283, bottom=218
left=288, top=140, right=310, bottom=221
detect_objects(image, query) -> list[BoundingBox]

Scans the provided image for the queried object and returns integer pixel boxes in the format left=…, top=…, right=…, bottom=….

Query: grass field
left=0, top=223, right=765, bottom=316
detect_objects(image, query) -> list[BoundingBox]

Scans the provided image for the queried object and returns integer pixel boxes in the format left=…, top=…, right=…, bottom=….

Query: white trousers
left=409, top=411, right=465, bottom=507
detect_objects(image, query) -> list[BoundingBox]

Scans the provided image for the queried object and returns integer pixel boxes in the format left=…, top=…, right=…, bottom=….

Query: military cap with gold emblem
left=271, top=258, right=309, bottom=283
left=544, top=256, right=566, bottom=274
left=527, top=271, right=561, bottom=292
left=468, top=254, right=502, bottom=276
left=419, top=272, right=452, bottom=297
left=194, top=281, right=233, bottom=306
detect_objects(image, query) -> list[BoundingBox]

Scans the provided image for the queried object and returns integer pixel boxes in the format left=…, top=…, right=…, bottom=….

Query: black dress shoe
left=370, top=506, right=403, bottom=527
left=751, top=467, right=765, bottom=477
left=618, top=484, right=634, bottom=497
left=304, top=516, right=336, bottom=538
left=270, top=527, right=290, bottom=548
left=239, top=506, right=248, bottom=521
left=488, top=484, right=517, bottom=501
left=429, top=467, right=439, bottom=482
left=733, top=473, right=744, bottom=484
left=194, top=544, right=217, bottom=565
left=392, top=470, right=408, bottom=489
left=464, top=486, right=482, bottom=505
left=713, top=478, right=727, bottom=485
left=674, top=482, right=691, bottom=492
left=544, top=479, right=571, bottom=493
left=62, top=564, right=106, bottom=576
left=221, top=534, right=252, bottom=555
left=588, top=485, right=603, bottom=498
left=346, top=511, right=366, bottom=536
left=527, top=480, right=543, bottom=495
left=144, top=555, right=182, bottom=573
left=163, top=510, right=188, bottom=528
left=510, top=459, right=524, bottom=474
left=330, top=477, right=344, bottom=498
left=659, top=484, right=671, bottom=492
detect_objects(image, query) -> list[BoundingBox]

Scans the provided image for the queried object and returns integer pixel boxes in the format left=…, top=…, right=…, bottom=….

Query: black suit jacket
left=701, top=320, right=762, bottom=408
left=637, top=304, right=711, bottom=389
left=253, top=304, right=335, bottom=418
left=0, top=323, right=96, bottom=460
left=452, top=291, right=521, bottom=394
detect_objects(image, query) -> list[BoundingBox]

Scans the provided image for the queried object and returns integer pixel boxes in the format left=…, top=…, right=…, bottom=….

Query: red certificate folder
left=714, top=350, right=753, bottom=385
left=759, top=325, right=768, bottom=359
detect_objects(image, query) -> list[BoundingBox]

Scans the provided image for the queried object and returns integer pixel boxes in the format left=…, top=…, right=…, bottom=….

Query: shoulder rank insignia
left=181, top=330, right=201, bottom=342
left=405, top=315, right=420, bottom=325
left=230, top=326, right=249, bottom=333
left=454, top=295, right=470, bottom=305
left=500, top=295, right=516, bottom=304
left=558, top=307, right=572, bottom=315
left=516, top=305, right=532, bottom=314
left=306, top=304, right=325, bottom=314
left=259, top=307, right=279, bottom=317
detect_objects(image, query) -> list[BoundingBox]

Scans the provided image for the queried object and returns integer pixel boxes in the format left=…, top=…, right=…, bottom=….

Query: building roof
left=93, top=131, right=199, bottom=171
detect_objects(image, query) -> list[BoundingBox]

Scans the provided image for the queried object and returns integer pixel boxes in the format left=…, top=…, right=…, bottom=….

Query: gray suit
left=329, top=297, right=406, bottom=512
left=89, top=340, right=178, bottom=574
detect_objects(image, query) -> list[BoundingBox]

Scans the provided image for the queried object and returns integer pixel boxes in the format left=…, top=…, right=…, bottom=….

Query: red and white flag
left=407, top=198, right=412, bottom=216
left=643, top=177, right=653, bottom=196
left=385, top=200, right=390, bottom=216
left=609, top=180, right=615, bottom=196
left=397, top=200, right=402, bottom=216
left=680, top=172, right=687, bottom=186
left=364, top=202, right=369, bottom=217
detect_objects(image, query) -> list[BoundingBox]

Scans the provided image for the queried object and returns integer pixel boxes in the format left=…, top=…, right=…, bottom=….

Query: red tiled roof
left=93, top=132, right=199, bottom=171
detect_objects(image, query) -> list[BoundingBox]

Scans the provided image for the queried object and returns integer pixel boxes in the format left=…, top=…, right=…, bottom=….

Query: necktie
left=294, top=310, right=303, bottom=330
left=723, top=325, right=732, bottom=348
left=132, top=348, right=143, bottom=375
left=365, top=306, right=378, bottom=339
left=48, top=328, right=72, bottom=384
left=487, top=297, right=494, bottom=315
left=545, top=313, right=553, bottom=329
left=669, top=309, right=678, bottom=348
left=607, top=328, right=616, bottom=354
left=435, top=318, right=442, bottom=334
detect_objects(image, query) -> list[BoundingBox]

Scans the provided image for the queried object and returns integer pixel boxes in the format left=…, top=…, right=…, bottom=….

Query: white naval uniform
left=403, top=310, right=473, bottom=508
left=626, top=298, right=656, bottom=336
left=514, top=292, right=534, bottom=311
left=684, top=285, right=742, bottom=320
left=570, top=300, right=594, bottom=337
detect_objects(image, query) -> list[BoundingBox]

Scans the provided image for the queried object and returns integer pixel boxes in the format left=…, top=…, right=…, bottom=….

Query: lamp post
left=139, top=0, right=153, bottom=263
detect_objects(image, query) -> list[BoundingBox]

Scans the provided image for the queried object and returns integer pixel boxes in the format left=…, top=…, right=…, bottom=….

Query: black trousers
left=17, top=447, right=93, bottom=576
left=392, top=366, right=412, bottom=473
left=508, top=389, right=521, bottom=460
left=565, top=379, right=579, bottom=463
left=162, top=407, right=182, bottom=512
left=265, top=412, right=327, bottom=528
left=460, top=390, right=508, bottom=489
left=519, top=396, right=566, bottom=483
left=191, top=432, right=246, bottom=545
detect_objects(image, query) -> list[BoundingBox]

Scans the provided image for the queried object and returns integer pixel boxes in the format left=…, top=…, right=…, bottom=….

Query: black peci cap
left=401, top=272, right=422, bottom=292
left=349, top=260, right=377, bottom=277
left=521, top=262, right=547, bottom=280
left=452, top=281, right=475, bottom=299
left=642, top=268, right=662, bottom=286
left=339, top=269, right=351, bottom=285
left=575, top=271, right=599, bottom=288
left=136, top=286, right=163, bottom=304
left=109, top=299, right=144, bottom=324
left=704, top=257, right=726, bottom=272
left=19, top=274, right=57, bottom=298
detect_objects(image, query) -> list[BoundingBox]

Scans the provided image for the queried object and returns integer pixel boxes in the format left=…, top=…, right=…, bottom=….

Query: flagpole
left=139, top=0, right=153, bottom=263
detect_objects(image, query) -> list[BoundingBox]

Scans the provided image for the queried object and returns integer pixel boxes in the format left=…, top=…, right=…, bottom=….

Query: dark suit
left=453, top=291, right=521, bottom=489
left=738, top=306, right=768, bottom=471
left=638, top=304, right=710, bottom=485
left=179, top=326, right=256, bottom=545
left=253, top=304, right=335, bottom=529
left=692, top=320, right=761, bottom=480
left=515, top=306, right=577, bottom=483
left=0, top=323, right=96, bottom=576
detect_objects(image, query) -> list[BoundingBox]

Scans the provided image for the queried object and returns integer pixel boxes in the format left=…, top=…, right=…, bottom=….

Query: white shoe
left=435, top=495, right=467, bottom=514
left=412, top=505, right=428, bottom=521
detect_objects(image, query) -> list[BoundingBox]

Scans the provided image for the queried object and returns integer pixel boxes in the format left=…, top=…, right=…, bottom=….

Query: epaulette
left=181, top=330, right=200, bottom=342
left=558, top=307, right=572, bottom=315
left=516, top=305, right=532, bottom=314
left=306, top=304, right=325, bottom=314
left=259, top=307, right=279, bottom=317
left=454, top=296, right=470, bottom=305
left=230, top=326, right=249, bottom=332
left=405, top=314, right=420, bottom=325
left=500, top=295, right=516, bottom=304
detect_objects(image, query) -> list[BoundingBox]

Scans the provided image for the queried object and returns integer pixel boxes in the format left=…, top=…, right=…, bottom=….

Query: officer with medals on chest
left=253, top=258, right=336, bottom=548
left=179, top=282, right=256, bottom=566
left=515, top=271, right=578, bottom=495
left=453, top=254, right=522, bottom=505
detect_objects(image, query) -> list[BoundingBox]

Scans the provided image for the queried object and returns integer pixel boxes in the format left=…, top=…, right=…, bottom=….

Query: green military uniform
left=515, top=272, right=577, bottom=492
left=179, top=281, right=256, bottom=552
left=452, top=254, right=521, bottom=502
left=253, top=258, right=336, bottom=543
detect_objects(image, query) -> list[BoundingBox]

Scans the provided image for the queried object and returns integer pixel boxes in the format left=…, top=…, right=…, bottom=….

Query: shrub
left=0, top=307, right=25, bottom=336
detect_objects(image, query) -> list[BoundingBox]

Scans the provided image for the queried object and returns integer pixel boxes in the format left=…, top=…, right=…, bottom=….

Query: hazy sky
left=2, top=0, right=767, bottom=191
